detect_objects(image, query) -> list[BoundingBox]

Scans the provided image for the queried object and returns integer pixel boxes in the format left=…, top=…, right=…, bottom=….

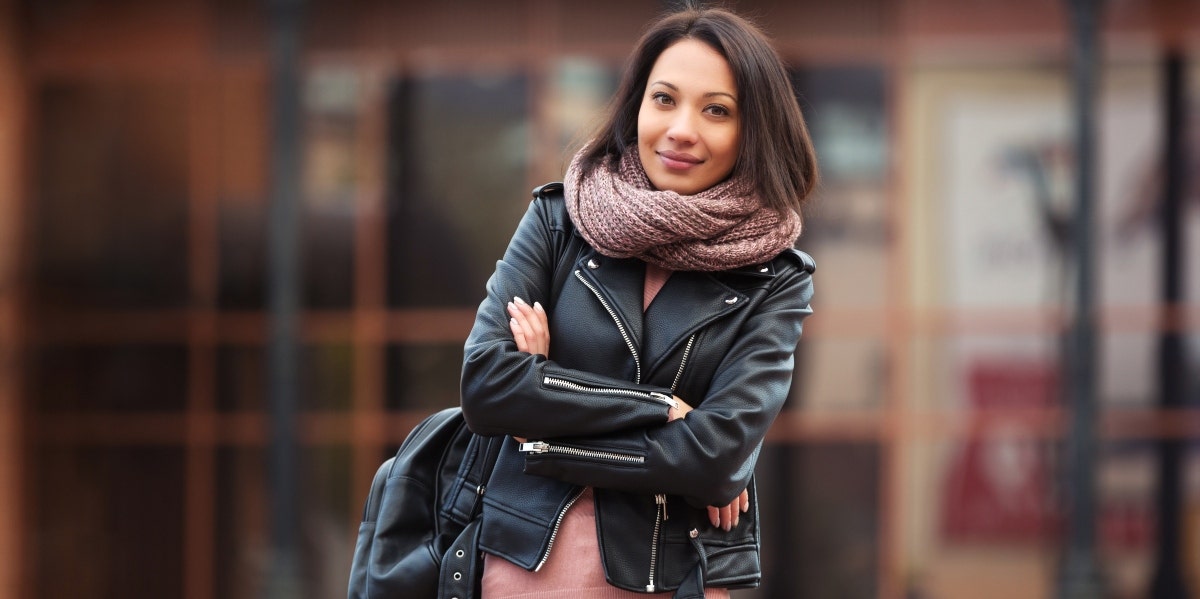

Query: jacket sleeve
left=520, top=264, right=814, bottom=508
left=460, top=197, right=678, bottom=440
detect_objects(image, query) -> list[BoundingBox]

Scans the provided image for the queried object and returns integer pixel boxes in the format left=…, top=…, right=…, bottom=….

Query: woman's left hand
left=508, top=296, right=549, bottom=356
left=707, top=489, right=750, bottom=531
left=507, top=296, right=548, bottom=444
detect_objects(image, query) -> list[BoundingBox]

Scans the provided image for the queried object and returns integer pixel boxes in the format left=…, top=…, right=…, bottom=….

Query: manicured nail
left=510, top=317, right=519, bottom=327
left=514, top=296, right=527, bottom=306
left=710, top=513, right=719, bottom=528
left=533, top=301, right=544, bottom=312
left=741, top=503, right=749, bottom=513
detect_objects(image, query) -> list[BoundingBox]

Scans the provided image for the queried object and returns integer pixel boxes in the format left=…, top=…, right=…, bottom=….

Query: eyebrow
left=649, top=80, right=737, bottom=102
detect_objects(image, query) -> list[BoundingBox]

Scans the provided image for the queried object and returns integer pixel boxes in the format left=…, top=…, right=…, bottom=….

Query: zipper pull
left=655, top=493, right=668, bottom=520
left=519, top=441, right=550, bottom=454
left=649, top=392, right=677, bottom=409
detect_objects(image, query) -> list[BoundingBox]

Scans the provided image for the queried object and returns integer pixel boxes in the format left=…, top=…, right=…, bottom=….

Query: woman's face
left=637, top=38, right=740, bottom=196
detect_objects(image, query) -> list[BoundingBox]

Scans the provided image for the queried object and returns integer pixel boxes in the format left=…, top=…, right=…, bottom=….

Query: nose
left=666, top=111, right=699, bottom=144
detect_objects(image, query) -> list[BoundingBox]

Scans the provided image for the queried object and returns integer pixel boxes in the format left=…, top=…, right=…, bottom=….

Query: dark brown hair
left=581, top=6, right=818, bottom=214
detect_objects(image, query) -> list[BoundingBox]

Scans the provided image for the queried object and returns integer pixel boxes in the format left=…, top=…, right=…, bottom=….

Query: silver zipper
left=535, top=488, right=585, bottom=571
left=520, top=441, right=645, bottom=465
left=543, top=376, right=676, bottom=408
left=574, top=270, right=642, bottom=384
left=647, top=494, right=669, bottom=592
left=670, top=335, right=696, bottom=393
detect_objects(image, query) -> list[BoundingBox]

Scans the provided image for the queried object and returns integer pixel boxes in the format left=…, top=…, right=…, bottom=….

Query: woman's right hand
left=507, top=296, right=549, bottom=356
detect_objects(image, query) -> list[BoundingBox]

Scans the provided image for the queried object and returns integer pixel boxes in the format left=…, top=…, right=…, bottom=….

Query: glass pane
left=1101, top=332, right=1156, bottom=407
left=30, top=344, right=188, bottom=412
left=385, top=70, right=530, bottom=307
left=217, top=344, right=353, bottom=411
left=216, top=447, right=266, bottom=599
left=33, top=79, right=189, bottom=309
left=385, top=343, right=463, bottom=411
left=216, top=69, right=269, bottom=310
left=755, top=443, right=879, bottom=598
left=788, top=66, right=888, bottom=312
left=543, top=57, right=618, bottom=182
left=300, top=66, right=359, bottom=309
left=218, top=201, right=268, bottom=309
left=217, top=446, right=354, bottom=599
left=935, top=335, right=1061, bottom=411
left=217, top=345, right=264, bottom=411
left=910, top=437, right=1060, bottom=599
left=302, top=343, right=354, bottom=411
left=792, top=337, right=886, bottom=409
left=36, top=446, right=184, bottom=599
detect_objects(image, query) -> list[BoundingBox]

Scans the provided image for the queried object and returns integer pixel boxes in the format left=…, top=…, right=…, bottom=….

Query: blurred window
left=385, top=70, right=531, bottom=308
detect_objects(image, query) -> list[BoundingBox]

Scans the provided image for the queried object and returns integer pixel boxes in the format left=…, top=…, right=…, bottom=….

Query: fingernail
left=514, top=296, right=527, bottom=306
left=510, top=317, right=518, bottom=327
left=533, top=301, right=544, bottom=312
left=508, top=302, right=516, bottom=311
left=710, top=514, right=719, bottom=528
left=741, top=503, right=749, bottom=513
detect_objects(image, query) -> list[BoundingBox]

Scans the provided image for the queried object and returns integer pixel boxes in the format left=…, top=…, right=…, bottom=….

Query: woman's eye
left=652, top=92, right=674, bottom=106
left=705, top=104, right=730, bottom=117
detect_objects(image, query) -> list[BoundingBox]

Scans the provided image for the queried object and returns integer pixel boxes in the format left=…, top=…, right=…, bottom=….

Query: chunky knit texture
left=564, top=145, right=801, bottom=272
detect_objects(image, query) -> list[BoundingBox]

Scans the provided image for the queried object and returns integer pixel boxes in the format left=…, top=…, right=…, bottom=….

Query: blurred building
left=0, top=1, right=1198, bottom=598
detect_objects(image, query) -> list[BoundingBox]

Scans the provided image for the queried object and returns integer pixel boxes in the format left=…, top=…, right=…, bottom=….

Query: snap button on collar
left=587, top=258, right=600, bottom=269
left=725, top=296, right=738, bottom=305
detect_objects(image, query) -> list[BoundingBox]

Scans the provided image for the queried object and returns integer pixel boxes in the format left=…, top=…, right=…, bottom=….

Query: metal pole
left=266, top=0, right=303, bottom=596
left=1057, top=0, right=1104, bottom=597
left=1149, top=48, right=1190, bottom=599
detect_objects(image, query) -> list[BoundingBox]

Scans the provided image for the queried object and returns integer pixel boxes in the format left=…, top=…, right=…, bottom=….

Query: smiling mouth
left=658, top=151, right=703, bottom=170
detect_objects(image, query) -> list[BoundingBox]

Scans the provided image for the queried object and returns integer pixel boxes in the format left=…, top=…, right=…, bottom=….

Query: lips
left=658, top=150, right=703, bottom=170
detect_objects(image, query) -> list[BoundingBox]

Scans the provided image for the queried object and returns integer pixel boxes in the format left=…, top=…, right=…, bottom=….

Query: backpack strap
left=442, top=430, right=504, bottom=526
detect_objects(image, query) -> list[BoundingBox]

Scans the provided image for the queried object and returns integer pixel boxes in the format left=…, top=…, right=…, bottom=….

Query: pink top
left=480, top=264, right=730, bottom=599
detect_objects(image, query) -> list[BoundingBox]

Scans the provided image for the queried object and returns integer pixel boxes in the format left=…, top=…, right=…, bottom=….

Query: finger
left=721, top=504, right=733, bottom=531
left=740, top=490, right=750, bottom=513
left=510, top=299, right=540, bottom=334
left=509, top=302, right=536, bottom=337
left=509, top=318, right=529, bottom=353
left=521, top=302, right=546, bottom=339
left=707, top=506, right=719, bottom=528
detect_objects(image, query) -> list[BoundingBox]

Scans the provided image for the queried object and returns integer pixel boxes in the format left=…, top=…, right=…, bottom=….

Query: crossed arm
left=505, top=295, right=749, bottom=531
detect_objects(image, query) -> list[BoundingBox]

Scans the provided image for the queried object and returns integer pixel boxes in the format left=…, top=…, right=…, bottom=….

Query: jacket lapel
left=642, top=271, right=748, bottom=376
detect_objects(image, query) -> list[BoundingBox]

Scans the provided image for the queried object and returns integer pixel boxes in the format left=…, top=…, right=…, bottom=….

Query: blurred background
left=0, top=0, right=1198, bottom=597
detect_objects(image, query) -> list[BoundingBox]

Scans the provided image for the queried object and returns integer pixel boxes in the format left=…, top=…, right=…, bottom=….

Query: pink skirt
left=481, top=487, right=730, bottom=599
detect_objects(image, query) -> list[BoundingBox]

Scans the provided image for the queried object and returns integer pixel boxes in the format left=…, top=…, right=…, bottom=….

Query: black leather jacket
left=460, top=183, right=815, bottom=596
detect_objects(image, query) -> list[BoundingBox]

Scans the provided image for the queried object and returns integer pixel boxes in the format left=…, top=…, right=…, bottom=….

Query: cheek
left=712, top=130, right=740, bottom=169
left=636, top=105, right=659, bottom=145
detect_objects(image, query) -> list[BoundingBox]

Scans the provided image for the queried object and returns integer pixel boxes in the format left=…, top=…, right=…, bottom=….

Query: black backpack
left=347, top=407, right=502, bottom=599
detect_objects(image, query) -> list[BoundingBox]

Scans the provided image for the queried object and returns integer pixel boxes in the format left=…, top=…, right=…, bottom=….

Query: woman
left=460, top=5, right=817, bottom=598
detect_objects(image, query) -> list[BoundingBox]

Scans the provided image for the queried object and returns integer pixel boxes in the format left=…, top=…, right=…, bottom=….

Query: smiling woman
left=456, top=4, right=819, bottom=599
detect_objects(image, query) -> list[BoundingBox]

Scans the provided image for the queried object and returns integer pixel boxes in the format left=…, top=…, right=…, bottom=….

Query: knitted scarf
left=563, top=146, right=802, bottom=272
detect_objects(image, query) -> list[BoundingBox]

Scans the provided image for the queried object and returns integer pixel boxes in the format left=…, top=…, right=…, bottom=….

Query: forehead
left=647, top=39, right=736, bottom=95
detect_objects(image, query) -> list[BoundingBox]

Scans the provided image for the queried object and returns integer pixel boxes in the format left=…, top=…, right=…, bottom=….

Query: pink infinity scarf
left=563, top=146, right=801, bottom=272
